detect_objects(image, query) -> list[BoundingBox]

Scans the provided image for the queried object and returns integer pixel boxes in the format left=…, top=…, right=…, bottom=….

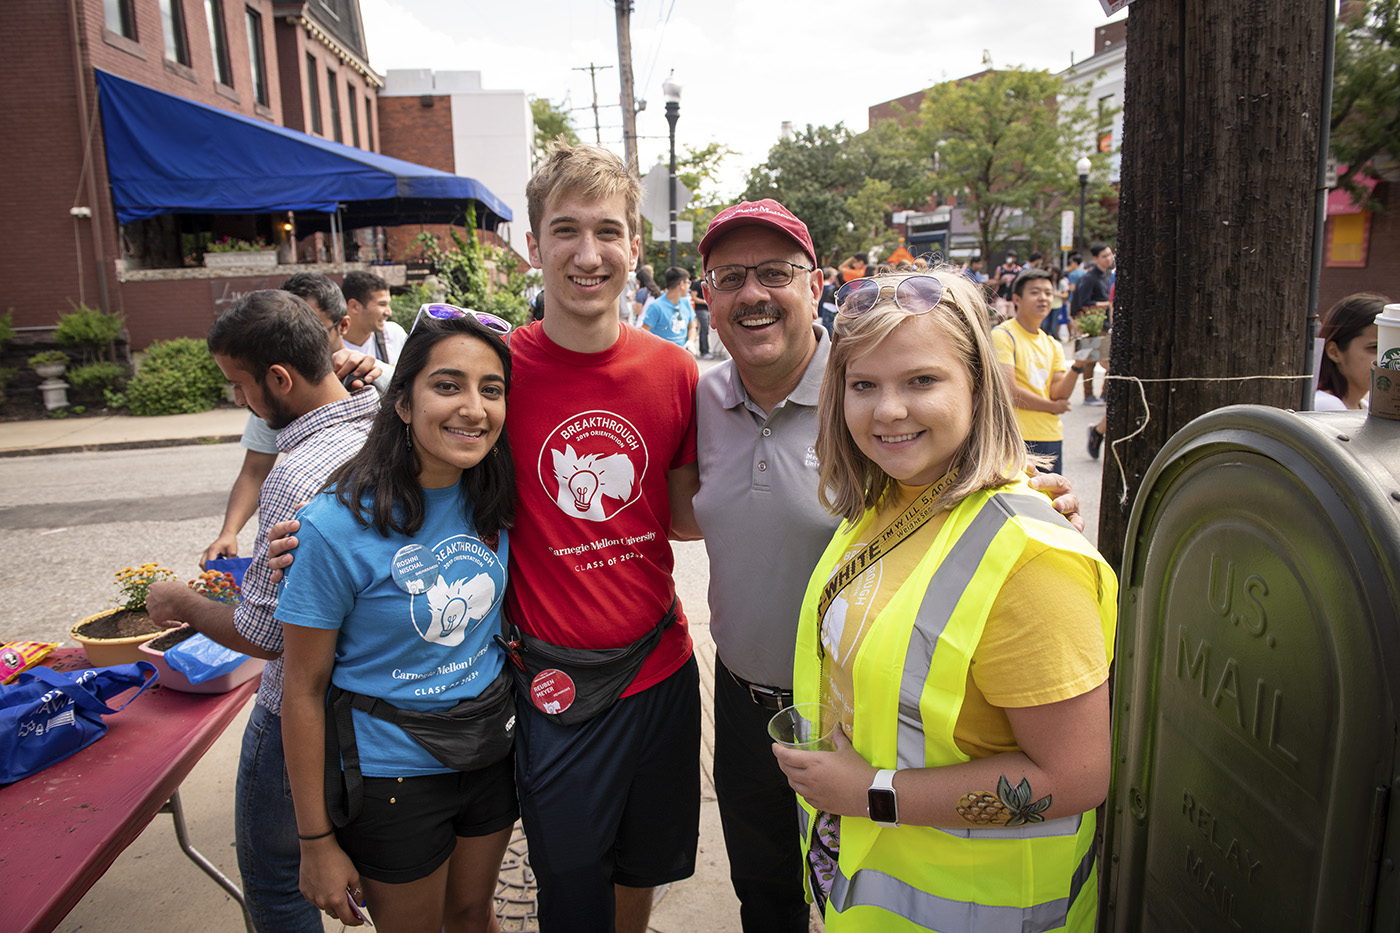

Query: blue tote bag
left=0, top=661, right=158, bottom=783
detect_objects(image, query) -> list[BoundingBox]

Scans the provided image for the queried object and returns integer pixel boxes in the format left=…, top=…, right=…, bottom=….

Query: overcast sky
left=360, top=0, right=1128, bottom=198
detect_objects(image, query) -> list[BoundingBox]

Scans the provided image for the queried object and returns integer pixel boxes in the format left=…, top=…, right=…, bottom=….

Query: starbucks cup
left=1377, top=304, right=1400, bottom=370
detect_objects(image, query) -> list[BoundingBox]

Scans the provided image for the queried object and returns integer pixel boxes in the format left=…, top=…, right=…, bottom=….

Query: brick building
left=0, top=0, right=507, bottom=349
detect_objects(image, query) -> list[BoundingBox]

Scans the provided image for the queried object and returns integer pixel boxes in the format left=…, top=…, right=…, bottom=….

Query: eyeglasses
left=410, top=303, right=513, bottom=339
left=835, top=275, right=945, bottom=318
left=704, top=260, right=814, bottom=291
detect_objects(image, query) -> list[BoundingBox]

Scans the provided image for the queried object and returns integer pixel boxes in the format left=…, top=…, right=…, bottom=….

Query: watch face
left=868, top=788, right=898, bottom=824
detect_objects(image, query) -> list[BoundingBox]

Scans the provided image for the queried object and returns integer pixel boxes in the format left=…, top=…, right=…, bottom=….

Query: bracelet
left=297, top=827, right=336, bottom=840
left=1071, top=364, right=1085, bottom=373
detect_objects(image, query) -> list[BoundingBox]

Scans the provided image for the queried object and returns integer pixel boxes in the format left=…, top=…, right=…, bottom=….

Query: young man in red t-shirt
left=511, top=141, right=702, bottom=933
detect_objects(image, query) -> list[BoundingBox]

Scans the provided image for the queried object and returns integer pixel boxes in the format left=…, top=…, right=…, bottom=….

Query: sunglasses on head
left=835, top=275, right=945, bottom=318
left=410, top=304, right=513, bottom=340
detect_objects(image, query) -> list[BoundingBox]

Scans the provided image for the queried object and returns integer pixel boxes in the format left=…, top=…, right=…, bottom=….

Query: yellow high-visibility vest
left=794, top=475, right=1117, bottom=932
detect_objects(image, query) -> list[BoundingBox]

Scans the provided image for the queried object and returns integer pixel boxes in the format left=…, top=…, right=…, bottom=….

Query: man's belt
left=726, top=668, right=794, bottom=712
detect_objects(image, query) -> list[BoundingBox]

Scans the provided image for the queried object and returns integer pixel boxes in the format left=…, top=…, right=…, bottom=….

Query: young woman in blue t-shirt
left=279, top=312, right=517, bottom=931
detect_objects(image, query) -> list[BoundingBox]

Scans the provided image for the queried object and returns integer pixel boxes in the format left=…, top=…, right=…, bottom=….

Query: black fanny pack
left=323, top=666, right=515, bottom=827
left=495, top=598, right=677, bottom=727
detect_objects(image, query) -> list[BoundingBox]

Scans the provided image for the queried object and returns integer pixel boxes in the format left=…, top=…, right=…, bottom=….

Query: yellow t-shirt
left=991, top=319, right=1069, bottom=442
left=820, top=482, right=1108, bottom=760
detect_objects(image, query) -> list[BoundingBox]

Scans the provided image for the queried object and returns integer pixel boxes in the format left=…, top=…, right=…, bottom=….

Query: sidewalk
left=0, top=407, right=249, bottom=457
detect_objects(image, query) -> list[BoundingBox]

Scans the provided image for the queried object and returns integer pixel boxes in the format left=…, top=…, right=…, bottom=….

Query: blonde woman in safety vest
left=773, top=265, right=1117, bottom=932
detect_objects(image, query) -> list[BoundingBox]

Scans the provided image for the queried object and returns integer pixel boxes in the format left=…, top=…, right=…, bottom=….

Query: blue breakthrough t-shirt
left=277, top=482, right=508, bottom=777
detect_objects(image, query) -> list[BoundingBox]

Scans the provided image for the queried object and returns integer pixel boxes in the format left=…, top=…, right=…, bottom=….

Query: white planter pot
left=204, top=250, right=279, bottom=270
left=34, top=362, right=67, bottom=380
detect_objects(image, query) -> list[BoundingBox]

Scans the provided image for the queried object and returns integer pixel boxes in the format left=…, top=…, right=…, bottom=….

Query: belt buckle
left=748, top=684, right=791, bottom=712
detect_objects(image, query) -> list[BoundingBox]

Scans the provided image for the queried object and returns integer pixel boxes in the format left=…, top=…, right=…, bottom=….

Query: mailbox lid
left=1104, top=406, right=1400, bottom=932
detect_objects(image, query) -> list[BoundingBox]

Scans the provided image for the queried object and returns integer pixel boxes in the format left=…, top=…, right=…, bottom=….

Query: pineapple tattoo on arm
left=956, top=775, right=1052, bottom=827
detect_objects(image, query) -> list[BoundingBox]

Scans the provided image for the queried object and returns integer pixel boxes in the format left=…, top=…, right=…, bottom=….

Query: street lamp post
left=663, top=72, right=682, bottom=269
left=1076, top=156, right=1092, bottom=253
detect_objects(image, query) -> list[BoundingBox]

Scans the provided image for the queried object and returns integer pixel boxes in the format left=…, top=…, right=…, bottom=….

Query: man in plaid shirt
left=147, top=289, right=376, bottom=932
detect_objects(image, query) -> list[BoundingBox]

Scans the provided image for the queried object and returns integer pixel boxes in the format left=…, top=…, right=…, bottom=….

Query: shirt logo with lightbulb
left=540, top=410, right=648, bottom=522
left=409, top=534, right=506, bottom=647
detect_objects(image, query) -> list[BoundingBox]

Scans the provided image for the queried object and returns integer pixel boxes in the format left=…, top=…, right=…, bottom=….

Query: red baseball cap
left=699, top=199, right=817, bottom=269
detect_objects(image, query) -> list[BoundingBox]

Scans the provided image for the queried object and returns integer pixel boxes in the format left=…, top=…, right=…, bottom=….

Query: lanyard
left=815, top=471, right=957, bottom=647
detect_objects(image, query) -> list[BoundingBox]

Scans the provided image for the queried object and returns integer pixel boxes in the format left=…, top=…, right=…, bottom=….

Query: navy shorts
left=515, top=655, right=700, bottom=930
left=334, top=753, right=518, bottom=884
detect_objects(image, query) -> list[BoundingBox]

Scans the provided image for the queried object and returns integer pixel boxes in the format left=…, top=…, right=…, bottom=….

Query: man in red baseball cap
left=693, top=199, right=831, bottom=931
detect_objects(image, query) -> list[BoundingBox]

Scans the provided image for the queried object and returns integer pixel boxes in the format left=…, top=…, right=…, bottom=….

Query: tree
left=741, top=124, right=894, bottom=264
left=912, top=68, right=1101, bottom=263
left=530, top=96, right=580, bottom=162
left=1330, top=0, right=1400, bottom=206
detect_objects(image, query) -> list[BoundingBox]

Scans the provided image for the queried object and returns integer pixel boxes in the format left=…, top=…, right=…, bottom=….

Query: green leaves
left=996, top=774, right=1053, bottom=826
left=1331, top=0, right=1400, bottom=208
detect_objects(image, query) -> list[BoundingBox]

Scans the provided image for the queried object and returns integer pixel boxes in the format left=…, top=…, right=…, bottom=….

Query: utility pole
left=615, top=0, right=639, bottom=173
left=1096, top=0, right=1326, bottom=574
left=571, top=63, right=612, bottom=145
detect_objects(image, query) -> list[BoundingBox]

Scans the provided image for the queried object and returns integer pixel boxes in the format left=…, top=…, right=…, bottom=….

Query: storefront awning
left=94, top=70, right=512, bottom=229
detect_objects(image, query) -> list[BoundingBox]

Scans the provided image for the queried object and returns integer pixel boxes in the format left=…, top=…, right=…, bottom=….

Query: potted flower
left=29, top=350, right=71, bottom=410
left=139, top=570, right=265, bottom=693
left=1074, top=312, right=1111, bottom=363
left=29, top=350, right=68, bottom=380
left=71, top=563, right=174, bottom=666
left=202, top=236, right=279, bottom=270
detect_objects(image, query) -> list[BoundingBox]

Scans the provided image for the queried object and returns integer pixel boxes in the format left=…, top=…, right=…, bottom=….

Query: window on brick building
left=307, top=54, right=323, bottom=134
left=160, top=0, right=191, bottom=66
left=105, top=0, right=137, bottom=39
left=349, top=88, right=361, bottom=148
left=245, top=8, right=268, bottom=105
left=328, top=67, right=343, bottom=143
left=205, top=0, right=231, bottom=86
left=365, top=95, right=374, bottom=151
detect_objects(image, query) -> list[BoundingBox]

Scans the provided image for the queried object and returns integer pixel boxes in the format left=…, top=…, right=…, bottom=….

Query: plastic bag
left=163, top=633, right=249, bottom=684
left=205, top=556, right=254, bottom=588
left=1, top=642, right=58, bottom=684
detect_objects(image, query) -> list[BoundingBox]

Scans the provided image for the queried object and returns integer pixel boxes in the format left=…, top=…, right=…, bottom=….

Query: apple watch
left=867, top=769, right=899, bottom=827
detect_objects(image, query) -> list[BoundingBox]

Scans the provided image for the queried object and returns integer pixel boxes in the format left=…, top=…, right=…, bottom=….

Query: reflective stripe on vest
left=828, top=830, right=1097, bottom=932
left=896, top=493, right=1071, bottom=769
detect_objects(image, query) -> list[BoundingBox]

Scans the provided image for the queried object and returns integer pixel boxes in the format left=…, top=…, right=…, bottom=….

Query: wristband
left=297, top=828, right=336, bottom=840
left=1071, top=364, right=1085, bottom=373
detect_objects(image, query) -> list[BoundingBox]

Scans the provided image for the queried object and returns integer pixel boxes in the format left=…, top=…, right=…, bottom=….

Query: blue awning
left=94, top=69, right=512, bottom=229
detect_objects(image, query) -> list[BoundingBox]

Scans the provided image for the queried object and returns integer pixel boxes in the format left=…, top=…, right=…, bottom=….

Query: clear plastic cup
left=767, top=703, right=837, bottom=751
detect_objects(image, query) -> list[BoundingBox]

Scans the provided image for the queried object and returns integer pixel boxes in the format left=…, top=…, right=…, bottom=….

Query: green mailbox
left=1102, top=405, right=1400, bottom=931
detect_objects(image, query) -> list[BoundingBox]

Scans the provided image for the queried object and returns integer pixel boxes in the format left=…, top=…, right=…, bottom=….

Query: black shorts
left=334, top=754, right=518, bottom=884
left=515, top=656, right=700, bottom=930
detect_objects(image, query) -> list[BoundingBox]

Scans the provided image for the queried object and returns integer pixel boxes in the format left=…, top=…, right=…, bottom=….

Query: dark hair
left=1089, top=242, right=1110, bottom=258
left=342, top=270, right=389, bottom=305
left=281, top=273, right=347, bottom=325
left=1318, top=292, right=1386, bottom=399
left=637, top=266, right=663, bottom=298
left=207, top=289, right=333, bottom=383
left=664, top=266, right=690, bottom=289
left=1029, top=251, right=1044, bottom=263
left=1012, top=267, right=1055, bottom=297
left=323, top=316, right=515, bottom=539
left=1068, top=251, right=1082, bottom=265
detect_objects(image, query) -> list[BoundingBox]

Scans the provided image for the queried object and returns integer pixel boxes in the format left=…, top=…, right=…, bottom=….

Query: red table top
left=0, top=648, right=258, bottom=933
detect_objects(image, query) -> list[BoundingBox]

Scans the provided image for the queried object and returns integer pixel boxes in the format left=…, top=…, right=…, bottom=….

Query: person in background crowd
left=691, top=272, right=713, bottom=359
left=1069, top=244, right=1114, bottom=406
left=202, top=273, right=382, bottom=568
left=1315, top=292, right=1385, bottom=410
left=838, top=252, right=868, bottom=284
left=641, top=266, right=697, bottom=349
left=342, top=271, right=406, bottom=365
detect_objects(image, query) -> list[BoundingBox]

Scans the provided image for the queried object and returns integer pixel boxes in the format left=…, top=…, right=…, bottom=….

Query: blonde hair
left=525, top=139, right=642, bottom=240
left=817, top=267, right=1029, bottom=524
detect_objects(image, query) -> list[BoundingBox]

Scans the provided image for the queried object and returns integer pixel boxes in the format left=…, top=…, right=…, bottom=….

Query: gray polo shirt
left=693, top=325, right=842, bottom=688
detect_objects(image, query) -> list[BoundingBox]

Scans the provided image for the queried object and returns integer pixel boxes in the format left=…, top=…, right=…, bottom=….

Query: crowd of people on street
left=150, top=141, right=1132, bottom=933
